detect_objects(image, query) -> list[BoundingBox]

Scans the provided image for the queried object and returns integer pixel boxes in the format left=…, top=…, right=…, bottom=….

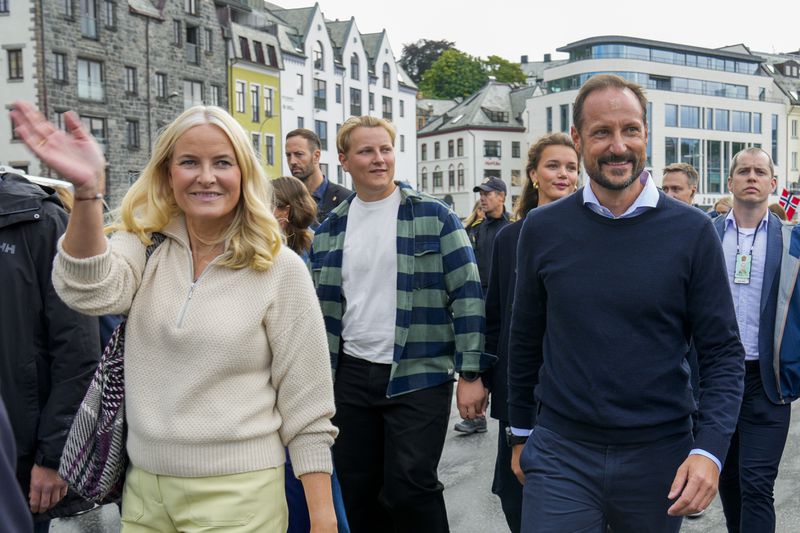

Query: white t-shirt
left=341, top=187, right=401, bottom=364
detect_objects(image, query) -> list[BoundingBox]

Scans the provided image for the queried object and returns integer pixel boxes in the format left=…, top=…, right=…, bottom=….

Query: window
left=714, top=109, right=729, bottom=131
left=297, top=116, right=304, bottom=129
left=335, top=84, right=342, bottom=104
left=792, top=119, right=798, bottom=138
left=457, top=138, right=463, bottom=157
left=62, top=0, right=73, bottom=17
left=434, top=142, right=440, bottom=159
left=183, top=80, right=203, bottom=109
left=266, top=45, right=277, bottom=66
left=251, top=133, right=261, bottom=159
left=731, top=111, right=751, bottom=133
left=546, top=107, right=553, bottom=132
left=705, top=108, right=713, bottom=129
left=707, top=140, right=722, bottom=193
left=210, top=85, right=221, bottom=107
left=80, top=115, right=107, bottom=153
left=7, top=49, right=22, bottom=80
left=124, top=66, right=137, bottom=95
left=421, top=169, right=427, bottom=190
left=53, top=52, right=68, bottom=82
left=156, top=72, right=167, bottom=98
left=753, top=113, right=762, bottom=134
left=265, top=135, right=275, bottom=166
left=680, top=106, right=700, bottom=128
left=382, top=96, right=392, bottom=120
left=512, top=141, right=521, bottom=158
left=296, top=74, right=303, bottom=95
left=457, top=165, right=464, bottom=187
left=264, top=87, right=273, bottom=117
left=448, top=166, right=455, bottom=188
left=350, top=88, right=361, bottom=116
left=80, top=0, right=98, bottom=39
left=235, top=81, right=245, bottom=112
left=433, top=167, right=443, bottom=188
left=173, top=20, right=182, bottom=46
left=337, top=165, right=343, bottom=184
left=203, top=28, right=213, bottom=53
left=350, top=53, right=359, bottom=80
left=253, top=41, right=265, bottom=64
left=184, top=0, right=197, bottom=15
left=448, top=140, right=454, bottom=158
left=126, top=119, right=140, bottom=149
left=369, top=92, right=374, bottom=111
left=104, top=0, right=116, bottom=28
left=421, top=144, right=427, bottom=161
left=0, top=0, right=7, bottom=12
left=315, top=120, right=328, bottom=151
left=320, top=163, right=328, bottom=177
left=400, top=135, right=405, bottom=153
left=77, top=58, right=103, bottom=100
left=484, top=140, right=501, bottom=158
left=54, top=111, right=66, bottom=131
left=680, top=138, right=701, bottom=170
left=771, top=114, right=779, bottom=162
left=250, top=84, right=260, bottom=122
left=314, top=79, right=326, bottom=110
left=792, top=151, right=798, bottom=171
left=382, top=63, right=391, bottom=89
left=186, top=26, right=199, bottom=64
left=511, top=169, right=523, bottom=186
left=560, top=104, right=569, bottom=133
left=313, top=41, right=324, bottom=71
left=664, top=104, right=677, bottom=127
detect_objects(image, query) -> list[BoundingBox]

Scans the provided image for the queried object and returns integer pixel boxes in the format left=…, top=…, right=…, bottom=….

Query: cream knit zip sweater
left=53, top=216, right=336, bottom=478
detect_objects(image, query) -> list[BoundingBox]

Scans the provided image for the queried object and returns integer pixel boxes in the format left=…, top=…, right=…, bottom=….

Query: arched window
left=433, top=166, right=443, bottom=188
left=457, top=164, right=465, bottom=188
left=313, top=41, right=324, bottom=70
left=382, top=62, right=391, bottom=89
left=350, top=53, right=359, bottom=80
left=448, top=164, right=455, bottom=188
left=421, top=167, right=428, bottom=190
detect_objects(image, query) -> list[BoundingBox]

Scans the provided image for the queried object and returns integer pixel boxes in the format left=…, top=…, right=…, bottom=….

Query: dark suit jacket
left=713, top=212, right=783, bottom=404
left=317, top=181, right=352, bottom=224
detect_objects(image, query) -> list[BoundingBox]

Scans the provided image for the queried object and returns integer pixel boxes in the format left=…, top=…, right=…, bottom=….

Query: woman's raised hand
left=10, top=101, right=106, bottom=195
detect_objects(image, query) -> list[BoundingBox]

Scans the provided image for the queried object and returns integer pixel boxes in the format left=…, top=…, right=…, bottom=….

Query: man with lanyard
left=508, top=74, right=744, bottom=532
left=713, top=147, right=793, bottom=533
left=285, top=129, right=352, bottom=224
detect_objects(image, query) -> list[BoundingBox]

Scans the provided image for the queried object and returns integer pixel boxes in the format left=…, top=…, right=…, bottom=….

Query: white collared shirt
left=582, top=171, right=659, bottom=219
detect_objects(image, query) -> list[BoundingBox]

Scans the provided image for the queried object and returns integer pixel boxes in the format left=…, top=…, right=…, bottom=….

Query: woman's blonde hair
left=108, top=105, right=282, bottom=272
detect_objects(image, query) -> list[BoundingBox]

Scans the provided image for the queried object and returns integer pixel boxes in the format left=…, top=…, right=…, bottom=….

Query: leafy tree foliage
left=483, top=55, right=527, bottom=84
left=399, top=39, right=455, bottom=84
left=418, top=49, right=488, bottom=99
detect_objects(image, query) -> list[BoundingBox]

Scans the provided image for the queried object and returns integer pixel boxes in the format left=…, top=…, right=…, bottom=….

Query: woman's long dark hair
left=272, top=176, right=317, bottom=255
left=514, top=133, right=579, bottom=220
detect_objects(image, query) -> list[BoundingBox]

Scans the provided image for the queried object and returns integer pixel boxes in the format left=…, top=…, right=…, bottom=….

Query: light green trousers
left=120, top=464, right=288, bottom=532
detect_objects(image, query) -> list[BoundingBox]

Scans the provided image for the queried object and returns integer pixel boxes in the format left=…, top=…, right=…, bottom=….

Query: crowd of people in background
left=1, top=71, right=799, bottom=533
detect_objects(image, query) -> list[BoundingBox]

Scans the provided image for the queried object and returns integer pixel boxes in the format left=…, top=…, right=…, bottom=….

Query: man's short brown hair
left=572, top=74, right=648, bottom=133
left=285, top=128, right=321, bottom=152
left=729, top=147, right=774, bottom=178
left=662, top=163, right=699, bottom=188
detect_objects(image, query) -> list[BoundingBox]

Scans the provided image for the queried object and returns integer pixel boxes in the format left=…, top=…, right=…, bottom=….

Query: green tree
left=483, top=55, right=527, bottom=84
left=419, top=49, right=488, bottom=99
left=399, top=39, right=455, bottom=84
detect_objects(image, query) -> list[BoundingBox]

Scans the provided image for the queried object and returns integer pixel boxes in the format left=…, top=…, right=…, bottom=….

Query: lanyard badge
left=733, top=253, right=752, bottom=284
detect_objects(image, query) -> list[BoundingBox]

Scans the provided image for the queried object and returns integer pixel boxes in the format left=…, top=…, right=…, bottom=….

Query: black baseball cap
left=473, top=177, right=507, bottom=194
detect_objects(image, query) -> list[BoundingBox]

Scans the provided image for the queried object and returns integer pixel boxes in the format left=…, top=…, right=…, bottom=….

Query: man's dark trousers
left=520, top=425, right=690, bottom=533
left=493, top=420, right=522, bottom=533
left=332, top=353, right=452, bottom=533
left=718, top=362, right=791, bottom=533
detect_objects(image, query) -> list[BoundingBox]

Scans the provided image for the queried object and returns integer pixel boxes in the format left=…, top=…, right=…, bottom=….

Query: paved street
left=52, top=399, right=800, bottom=532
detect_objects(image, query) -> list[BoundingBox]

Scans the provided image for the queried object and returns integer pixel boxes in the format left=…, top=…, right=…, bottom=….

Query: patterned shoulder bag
left=58, top=233, right=166, bottom=504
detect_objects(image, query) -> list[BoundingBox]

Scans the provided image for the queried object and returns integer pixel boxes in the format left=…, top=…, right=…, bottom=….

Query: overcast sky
left=273, top=0, right=799, bottom=63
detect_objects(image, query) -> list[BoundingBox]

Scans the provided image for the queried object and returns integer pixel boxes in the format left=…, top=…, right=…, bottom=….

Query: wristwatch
left=505, top=426, right=529, bottom=447
left=459, top=371, right=481, bottom=382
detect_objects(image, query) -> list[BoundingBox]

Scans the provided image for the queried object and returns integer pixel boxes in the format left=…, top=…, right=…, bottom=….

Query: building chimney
left=521, top=55, right=528, bottom=64
left=544, top=53, right=551, bottom=63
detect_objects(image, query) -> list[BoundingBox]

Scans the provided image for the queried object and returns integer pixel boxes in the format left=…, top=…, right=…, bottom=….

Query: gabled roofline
left=558, top=35, right=762, bottom=63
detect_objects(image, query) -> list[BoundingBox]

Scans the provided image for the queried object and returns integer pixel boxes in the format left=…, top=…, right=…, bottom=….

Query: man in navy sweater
left=507, top=74, right=745, bottom=532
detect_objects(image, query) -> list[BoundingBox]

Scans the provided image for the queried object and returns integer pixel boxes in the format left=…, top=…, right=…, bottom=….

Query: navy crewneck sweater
left=508, top=190, right=745, bottom=463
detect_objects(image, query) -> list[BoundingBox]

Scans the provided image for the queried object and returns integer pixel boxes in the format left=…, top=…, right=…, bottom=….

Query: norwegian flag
left=779, top=188, right=799, bottom=220
left=780, top=188, right=799, bottom=220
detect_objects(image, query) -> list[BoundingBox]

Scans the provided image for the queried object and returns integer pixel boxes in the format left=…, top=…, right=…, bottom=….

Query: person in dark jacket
left=1, top=386, right=33, bottom=533
left=0, top=171, right=100, bottom=531
left=483, top=133, right=579, bottom=532
left=285, top=129, right=352, bottom=224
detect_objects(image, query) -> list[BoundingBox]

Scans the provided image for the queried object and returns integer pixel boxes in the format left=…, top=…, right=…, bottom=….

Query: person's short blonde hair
left=336, top=115, right=396, bottom=155
left=108, top=105, right=282, bottom=272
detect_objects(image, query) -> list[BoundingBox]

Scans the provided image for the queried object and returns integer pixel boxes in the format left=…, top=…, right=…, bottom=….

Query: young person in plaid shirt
left=310, top=116, right=493, bottom=533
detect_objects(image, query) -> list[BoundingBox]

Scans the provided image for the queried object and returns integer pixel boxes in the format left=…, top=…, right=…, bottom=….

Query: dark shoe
left=454, top=416, right=487, bottom=434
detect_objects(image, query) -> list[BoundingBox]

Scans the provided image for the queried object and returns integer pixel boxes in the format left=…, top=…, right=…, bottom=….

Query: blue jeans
left=285, top=450, right=350, bottom=533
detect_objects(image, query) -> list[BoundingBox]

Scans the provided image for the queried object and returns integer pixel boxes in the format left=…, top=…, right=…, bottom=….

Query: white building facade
left=525, top=36, right=792, bottom=207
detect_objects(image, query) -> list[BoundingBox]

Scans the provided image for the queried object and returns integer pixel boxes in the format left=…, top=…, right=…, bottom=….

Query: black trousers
left=719, top=362, right=791, bottom=533
left=493, top=420, right=522, bottom=533
left=332, top=353, right=452, bottom=533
